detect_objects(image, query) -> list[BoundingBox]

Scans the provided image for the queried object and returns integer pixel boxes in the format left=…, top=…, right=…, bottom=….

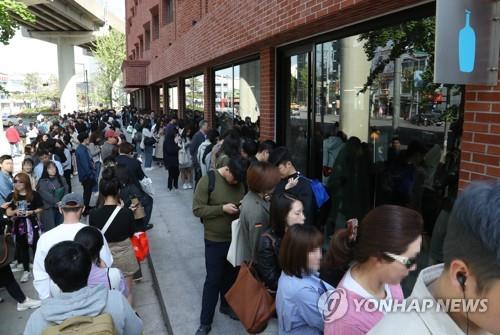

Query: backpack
left=199, top=170, right=216, bottom=224
left=42, top=313, right=117, bottom=335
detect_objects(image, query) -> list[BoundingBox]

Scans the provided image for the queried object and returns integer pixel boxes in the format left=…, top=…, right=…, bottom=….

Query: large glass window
left=168, top=84, right=178, bottom=117
left=214, top=59, right=260, bottom=134
left=279, top=15, right=465, bottom=297
left=185, top=75, right=204, bottom=119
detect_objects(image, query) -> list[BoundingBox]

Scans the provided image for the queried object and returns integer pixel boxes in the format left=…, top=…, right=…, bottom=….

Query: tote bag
left=225, top=261, right=275, bottom=333
left=226, top=218, right=245, bottom=267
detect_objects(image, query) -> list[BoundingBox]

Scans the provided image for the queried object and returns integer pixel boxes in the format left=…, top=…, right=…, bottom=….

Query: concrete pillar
left=203, top=68, right=214, bottom=127
left=57, top=40, right=78, bottom=115
left=240, top=60, right=260, bottom=123
left=259, top=47, right=275, bottom=141
left=340, top=36, right=370, bottom=142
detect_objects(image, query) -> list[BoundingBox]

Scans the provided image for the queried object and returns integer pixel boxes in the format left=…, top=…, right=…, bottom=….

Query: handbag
left=140, top=177, right=155, bottom=197
left=226, top=218, right=244, bottom=267
left=225, top=261, right=275, bottom=333
left=0, top=228, right=15, bottom=268
left=178, top=148, right=191, bottom=166
left=130, top=232, right=149, bottom=261
left=144, top=136, right=156, bottom=146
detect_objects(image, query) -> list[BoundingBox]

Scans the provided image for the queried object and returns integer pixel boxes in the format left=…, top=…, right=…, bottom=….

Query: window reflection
left=214, top=60, right=260, bottom=134
left=185, top=75, right=204, bottom=119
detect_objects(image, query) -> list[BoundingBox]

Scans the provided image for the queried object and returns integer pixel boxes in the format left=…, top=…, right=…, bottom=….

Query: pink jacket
left=324, top=278, right=404, bottom=335
left=5, top=127, right=20, bottom=144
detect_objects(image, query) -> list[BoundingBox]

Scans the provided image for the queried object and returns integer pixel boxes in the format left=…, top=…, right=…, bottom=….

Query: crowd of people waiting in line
left=0, top=105, right=498, bottom=335
left=184, top=114, right=499, bottom=335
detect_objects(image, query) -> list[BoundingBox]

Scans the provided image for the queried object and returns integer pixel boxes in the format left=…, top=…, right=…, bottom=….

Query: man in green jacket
left=192, top=156, right=246, bottom=335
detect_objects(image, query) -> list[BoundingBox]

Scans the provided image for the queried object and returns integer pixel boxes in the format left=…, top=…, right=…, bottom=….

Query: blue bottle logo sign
left=458, top=9, right=476, bottom=73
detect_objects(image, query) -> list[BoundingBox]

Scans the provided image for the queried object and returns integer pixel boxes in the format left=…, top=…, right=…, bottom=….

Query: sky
left=0, top=0, right=125, bottom=76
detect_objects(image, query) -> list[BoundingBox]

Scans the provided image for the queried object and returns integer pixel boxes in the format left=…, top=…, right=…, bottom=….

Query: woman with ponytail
left=89, top=167, right=138, bottom=304
left=323, top=205, right=423, bottom=335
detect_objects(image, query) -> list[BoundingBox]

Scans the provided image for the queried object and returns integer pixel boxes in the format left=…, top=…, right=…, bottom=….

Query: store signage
left=434, top=0, right=500, bottom=85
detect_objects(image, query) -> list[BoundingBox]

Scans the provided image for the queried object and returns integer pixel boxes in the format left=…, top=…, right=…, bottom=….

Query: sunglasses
left=383, top=252, right=418, bottom=269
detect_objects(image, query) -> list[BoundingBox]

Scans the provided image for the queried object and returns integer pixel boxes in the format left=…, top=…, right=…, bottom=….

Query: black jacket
left=255, top=229, right=281, bottom=292
left=274, top=172, right=316, bottom=226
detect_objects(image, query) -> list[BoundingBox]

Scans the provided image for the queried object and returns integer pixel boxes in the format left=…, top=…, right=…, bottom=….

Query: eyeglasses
left=383, top=252, right=418, bottom=269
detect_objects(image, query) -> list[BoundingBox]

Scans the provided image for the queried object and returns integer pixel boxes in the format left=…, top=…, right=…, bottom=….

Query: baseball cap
left=105, top=130, right=117, bottom=138
left=60, top=193, right=84, bottom=208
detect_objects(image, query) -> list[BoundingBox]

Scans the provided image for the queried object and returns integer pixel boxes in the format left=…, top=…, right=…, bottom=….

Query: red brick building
left=123, top=0, right=500, bottom=190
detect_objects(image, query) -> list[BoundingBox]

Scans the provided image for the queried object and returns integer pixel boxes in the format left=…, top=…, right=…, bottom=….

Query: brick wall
left=460, top=70, right=500, bottom=189
left=124, top=0, right=428, bottom=86
left=259, top=47, right=275, bottom=141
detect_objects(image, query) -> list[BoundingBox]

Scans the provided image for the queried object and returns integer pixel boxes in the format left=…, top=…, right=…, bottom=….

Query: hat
left=105, top=130, right=117, bottom=138
left=60, top=193, right=84, bottom=208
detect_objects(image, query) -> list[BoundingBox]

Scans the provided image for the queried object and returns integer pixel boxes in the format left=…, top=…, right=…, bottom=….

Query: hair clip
left=347, top=218, right=358, bottom=243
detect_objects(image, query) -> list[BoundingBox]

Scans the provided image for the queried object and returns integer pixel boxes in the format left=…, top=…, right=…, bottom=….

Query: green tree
left=23, top=72, right=41, bottom=106
left=358, top=17, right=438, bottom=97
left=91, top=29, right=126, bottom=107
left=0, top=0, right=35, bottom=94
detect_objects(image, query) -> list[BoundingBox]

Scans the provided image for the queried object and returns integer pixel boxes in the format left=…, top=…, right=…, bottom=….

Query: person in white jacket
left=33, top=193, right=113, bottom=300
left=369, top=181, right=500, bottom=335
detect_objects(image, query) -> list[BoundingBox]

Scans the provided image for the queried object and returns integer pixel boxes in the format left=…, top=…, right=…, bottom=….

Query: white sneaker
left=145, top=167, right=153, bottom=171
left=183, top=184, right=188, bottom=190
left=20, top=271, right=30, bottom=283
left=187, top=183, right=193, bottom=189
left=17, top=297, right=41, bottom=311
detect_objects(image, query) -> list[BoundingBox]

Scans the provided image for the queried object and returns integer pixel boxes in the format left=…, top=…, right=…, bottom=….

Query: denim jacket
left=276, top=271, right=333, bottom=335
left=0, top=171, right=13, bottom=203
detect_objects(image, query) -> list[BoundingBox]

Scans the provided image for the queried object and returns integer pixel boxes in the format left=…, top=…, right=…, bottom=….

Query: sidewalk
left=145, top=166, right=248, bottom=334
left=0, top=173, right=168, bottom=335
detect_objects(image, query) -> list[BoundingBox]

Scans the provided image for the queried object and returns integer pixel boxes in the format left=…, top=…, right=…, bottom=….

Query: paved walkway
left=0, top=168, right=168, bottom=335
left=145, top=166, right=247, bottom=334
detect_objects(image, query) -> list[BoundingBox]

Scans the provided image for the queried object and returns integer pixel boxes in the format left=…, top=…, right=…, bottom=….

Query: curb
left=147, top=254, right=174, bottom=335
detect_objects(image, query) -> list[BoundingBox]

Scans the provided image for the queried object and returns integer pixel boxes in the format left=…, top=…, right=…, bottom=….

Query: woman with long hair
left=21, top=158, right=37, bottom=190
left=154, top=119, right=165, bottom=168
left=255, top=192, right=305, bottom=292
left=163, top=126, right=180, bottom=191
left=141, top=119, right=155, bottom=170
left=179, top=127, right=193, bottom=189
left=89, top=168, right=138, bottom=304
left=37, top=161, right=69, bottom=231
left=276, top=224, right=332, bottom=334
left=6, top=173, right=44, bottom=283
left=323, top=205, right=423, bottom=334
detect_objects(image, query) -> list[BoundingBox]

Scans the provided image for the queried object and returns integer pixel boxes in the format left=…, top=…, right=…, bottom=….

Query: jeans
left=92, top=162, right=101, bottom=192
left=139, top=193, right=153, bottom=226
left=16, top=232, right=39, bottom=272
left=64, top=169, right=73, bottom=193
left=200, top=240, right=237, bottom=326
left=82, top=178, right=96, bottom=210
left=144, top=145, right=153, bottom=168
left=167, top=166, right=179, bottom=190
left=9, top=143, right=19, bottom=156
left=0, top=265, right=26, bottom=303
